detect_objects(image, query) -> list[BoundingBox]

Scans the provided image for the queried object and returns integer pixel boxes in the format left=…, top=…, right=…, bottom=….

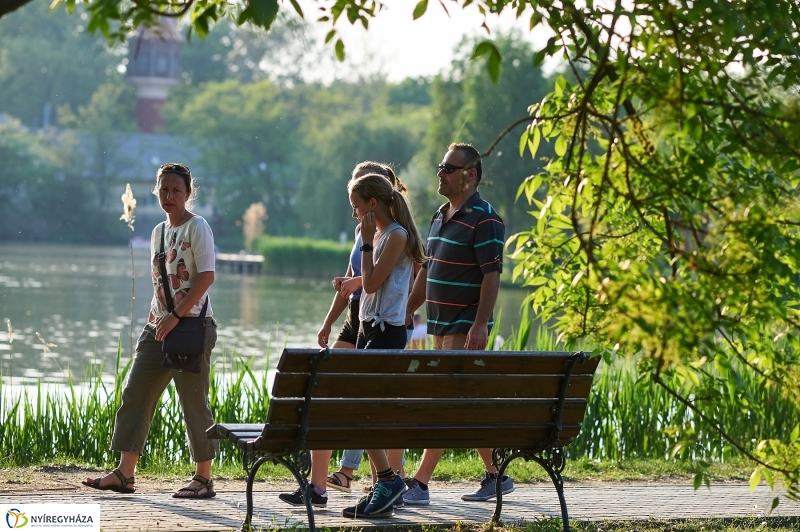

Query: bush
left=255, top=235, right=350, bottom=278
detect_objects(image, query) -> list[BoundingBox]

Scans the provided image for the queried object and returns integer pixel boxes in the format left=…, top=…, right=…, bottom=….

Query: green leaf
left=527, top=126, right=541, bottom=158
left=413, top=0, right=428, bottom=20
left=288, top=0, right=304, bottom=18
left=238, top=0, right=279, bottom=29
left=790, top=424, right=799, bottom=443
left=487, top=49, right=501, bottom=84
left=749, top=468, right=762, bottom=491
left=554, top=134, right=567, bottom=157
left=325, top=29, right=336, bottom=44
left=693, top=473, right=702, bottom=490
left=470, top=41, right=502, bottom=84
left=471, top=41, right=494, bottom=59
left=771, top=497, right=780, bottom=513
left=49, top=0, right=63, bottom=10
left=532, top=48, right=547, bottom=67
left=529, top=11, right=542, bottom=30
left=518, top=130, right=528, bottom=157
left=335, top=38, right=346, bottom=61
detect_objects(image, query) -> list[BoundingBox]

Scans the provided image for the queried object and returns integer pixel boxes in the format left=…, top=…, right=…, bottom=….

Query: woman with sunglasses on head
left=82, top=163, right=219, bottom=499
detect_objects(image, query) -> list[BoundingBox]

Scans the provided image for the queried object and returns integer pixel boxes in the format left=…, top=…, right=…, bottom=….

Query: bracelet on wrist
left=171, top=309, right=182, bottom=319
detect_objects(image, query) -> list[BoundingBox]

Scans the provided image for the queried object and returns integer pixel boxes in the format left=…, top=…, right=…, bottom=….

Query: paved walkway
left=1, top=482, right=798, bottom=531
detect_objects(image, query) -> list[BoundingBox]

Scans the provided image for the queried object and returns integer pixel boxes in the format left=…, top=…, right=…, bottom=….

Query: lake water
left=0, top=244, right=528, bottom=384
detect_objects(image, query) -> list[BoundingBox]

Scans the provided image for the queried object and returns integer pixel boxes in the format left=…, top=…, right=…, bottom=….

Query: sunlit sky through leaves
left=300, top=0, right=553, bottom=82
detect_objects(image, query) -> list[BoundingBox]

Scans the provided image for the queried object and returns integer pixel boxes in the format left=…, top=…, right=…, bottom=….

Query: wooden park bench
left=207, top=348, right=599, bottom=532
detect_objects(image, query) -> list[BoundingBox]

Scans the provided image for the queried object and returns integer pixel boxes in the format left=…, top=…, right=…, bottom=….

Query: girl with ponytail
left=333, top=172, right=426, bottom=518
left=279, top=163, right=417, bottom=512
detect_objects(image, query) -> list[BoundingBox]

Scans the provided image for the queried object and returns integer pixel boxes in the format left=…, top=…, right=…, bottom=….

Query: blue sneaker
left=460, top=472, right=515, bottom=501
left=363, top=476, right=407, bottom=516
left=402, top=477, right=430, bottom=505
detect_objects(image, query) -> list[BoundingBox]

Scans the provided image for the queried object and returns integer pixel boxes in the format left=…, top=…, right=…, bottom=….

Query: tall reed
left=0, top=341, right=272, bottom=467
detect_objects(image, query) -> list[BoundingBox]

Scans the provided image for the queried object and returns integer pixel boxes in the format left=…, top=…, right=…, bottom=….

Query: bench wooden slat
left=266, top=398, right=589, bottom=426
left=244, top=424, right=583, bottom=451
left=206, top=423, right=265, bottom=439
left=272, top=373, right=593, bottom=399
left=276, top=349, right=599, bottom=376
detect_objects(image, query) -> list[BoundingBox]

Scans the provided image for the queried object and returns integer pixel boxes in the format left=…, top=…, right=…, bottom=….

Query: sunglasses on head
left=438, top=163, right=466, bottom=174
left=160, top=163, right=191, bottom=175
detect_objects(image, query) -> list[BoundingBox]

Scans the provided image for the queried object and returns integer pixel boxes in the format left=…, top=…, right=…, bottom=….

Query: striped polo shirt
left=423, top=191, right=505, bottom=336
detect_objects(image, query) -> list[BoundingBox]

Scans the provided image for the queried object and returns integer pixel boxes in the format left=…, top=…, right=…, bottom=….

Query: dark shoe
left=343, top=492, right=372, bottom=519
left=364, top=476, right=407, bottom=516
left=82, top=468, right=135, bottom=494
left=279, top=487, right=327, bottom=508
left=173, top=474, right=216, bottom=499
left=343, top=490, right=393, bottom=518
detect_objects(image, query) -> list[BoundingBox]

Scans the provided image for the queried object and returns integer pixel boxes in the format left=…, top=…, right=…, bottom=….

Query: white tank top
left=358, top=222, right=412, bottom=329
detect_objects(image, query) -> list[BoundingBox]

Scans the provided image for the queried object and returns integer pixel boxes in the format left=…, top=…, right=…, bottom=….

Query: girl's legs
left=310, top=450, right=334, bottom=490
left=359, top=321, right=408, bottom=485
left=388, top=449, right=405, bottom=478
left=309, top=338, right=356, bottom=493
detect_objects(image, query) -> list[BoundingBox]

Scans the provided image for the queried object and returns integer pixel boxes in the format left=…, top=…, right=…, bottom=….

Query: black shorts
left=356, top=320, right=408, bottom=350
left=336, top=299, right=360, bottom=345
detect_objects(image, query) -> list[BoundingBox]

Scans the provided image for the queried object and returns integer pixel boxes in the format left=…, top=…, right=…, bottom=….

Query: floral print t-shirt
left=150, top=215, right=215, bottom=319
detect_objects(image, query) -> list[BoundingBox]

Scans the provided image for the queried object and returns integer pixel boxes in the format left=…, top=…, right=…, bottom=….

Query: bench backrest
left=252, top=349, right=599, bottom=454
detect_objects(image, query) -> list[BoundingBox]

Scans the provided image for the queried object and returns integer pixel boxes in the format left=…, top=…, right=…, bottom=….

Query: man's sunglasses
left=438, top=163, right=466, bottom=174
left=160, top=163, right=191, bottom=175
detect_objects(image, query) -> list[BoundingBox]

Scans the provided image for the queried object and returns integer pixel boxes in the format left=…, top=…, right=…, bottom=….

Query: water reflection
left=0, top=244, right=527, bottom=383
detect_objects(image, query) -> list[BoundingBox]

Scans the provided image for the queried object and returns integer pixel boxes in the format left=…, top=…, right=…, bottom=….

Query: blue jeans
left=339, top=450, right=406, bottom=470
left=340, top=449, right=364, bottom=470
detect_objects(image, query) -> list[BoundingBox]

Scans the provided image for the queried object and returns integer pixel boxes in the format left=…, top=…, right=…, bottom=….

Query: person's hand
left=465, top=323, right=489, bottom=350
left=360, top=212, right=376, bottom=243
left=333, top=276, right=349, bottom=291
left=338, top=277, right=362, bottom=299
left=155, top=313, right=179, bottom=342
left=317, top=324, right=332, bottom=348
left=405, top=306, right=414, bottom=327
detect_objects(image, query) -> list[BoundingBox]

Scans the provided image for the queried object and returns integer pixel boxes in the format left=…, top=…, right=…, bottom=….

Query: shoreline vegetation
left=253, top=235, right=521, bottom=286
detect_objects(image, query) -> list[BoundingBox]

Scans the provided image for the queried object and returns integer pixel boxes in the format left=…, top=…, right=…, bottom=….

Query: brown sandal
left=326, top=471, right=352, bottom=493
left=173, top=474, right=216, bottom=499
left=82, top=468, right=136, bottom=494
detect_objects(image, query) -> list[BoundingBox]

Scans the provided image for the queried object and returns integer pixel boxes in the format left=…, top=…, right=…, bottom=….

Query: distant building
left=127, top=20, right=182, bottom=133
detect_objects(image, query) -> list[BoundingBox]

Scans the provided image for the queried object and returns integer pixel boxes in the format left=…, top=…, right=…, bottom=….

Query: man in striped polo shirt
left=403, top=142, right=514, bottom=505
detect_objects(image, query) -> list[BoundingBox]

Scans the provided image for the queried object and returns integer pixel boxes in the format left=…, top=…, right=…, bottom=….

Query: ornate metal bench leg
left=241, top=456, right=270, bottom=532
left=491, top=448, right=521, bottom=524
left=528, top=446, right=571, bottom=532
left=274, top=449, right=315, bottom=532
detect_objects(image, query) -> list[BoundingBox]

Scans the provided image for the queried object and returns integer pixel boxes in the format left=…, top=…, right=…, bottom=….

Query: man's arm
left=405, top=267, right=427, bottom=325
left=465, top=271, right=500, bottom=350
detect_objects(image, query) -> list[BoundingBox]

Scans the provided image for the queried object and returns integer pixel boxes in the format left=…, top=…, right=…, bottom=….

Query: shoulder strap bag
left=157, top=222, right=208, bottom=374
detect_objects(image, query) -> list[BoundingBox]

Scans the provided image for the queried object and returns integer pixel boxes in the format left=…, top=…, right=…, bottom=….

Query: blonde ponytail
left=348, top=174, right=426, bottom=264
